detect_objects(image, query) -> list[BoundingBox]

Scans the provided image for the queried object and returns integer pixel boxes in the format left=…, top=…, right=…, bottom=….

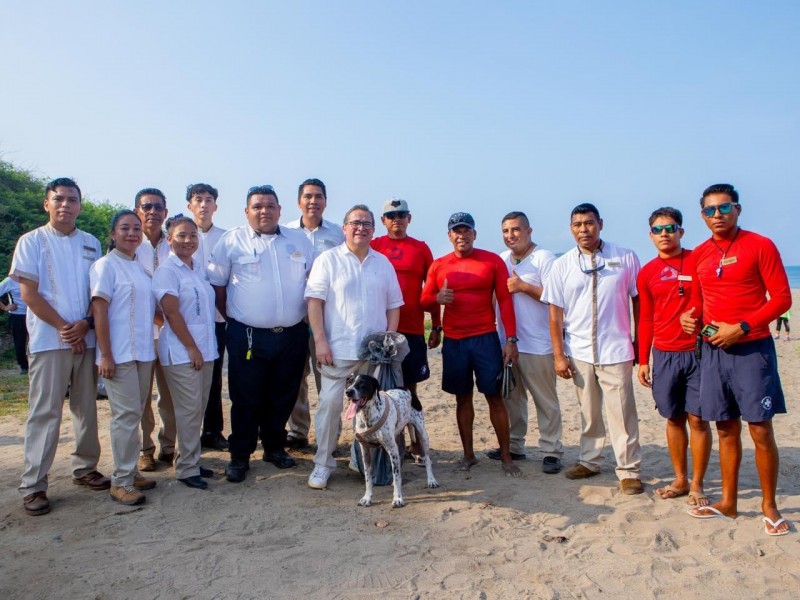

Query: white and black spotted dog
left=344, top=374, right=439, bottom=508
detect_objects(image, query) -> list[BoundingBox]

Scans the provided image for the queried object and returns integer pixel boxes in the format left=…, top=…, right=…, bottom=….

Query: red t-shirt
left=637, top=249, right=697, bottom=363
left=421, top=249, right=516, bottom=340
left=371, top=235, right=440, bottom=335
left=689, top=229, right=791, bottom=342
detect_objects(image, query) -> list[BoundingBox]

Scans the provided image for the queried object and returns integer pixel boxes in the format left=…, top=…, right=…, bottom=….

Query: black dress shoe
left=157, top=451, right=175, bottom=465
left=201, top=434, right=230, bottom=451
left=199, top=466, right=214, bottom=478
left=179, top=475, right=208, bottom=489
left=225, top=460, right=249, bottom=483
left=486, top=448, right=527, bottom=461
left=263, top=449, right=297, bottom=469
left=542, top=456, right=563, bottom=474
left=285, top=436, right=309, bottom=450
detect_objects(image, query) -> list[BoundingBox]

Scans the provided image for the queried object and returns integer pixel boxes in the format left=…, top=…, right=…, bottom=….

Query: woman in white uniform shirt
left=91, top=210, right=158, bottom=506
left=153, top=216, right=218, bottom=489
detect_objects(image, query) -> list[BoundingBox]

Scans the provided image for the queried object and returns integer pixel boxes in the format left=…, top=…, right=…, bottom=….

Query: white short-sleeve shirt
left=305, top=244, right=404, bottom=361
left=152, top=254, right=219, bottom=366
left=90, top=249, right=156, bottom=364
left=284, top=217, right=344, bottom=258
left=496, top=246, right=556, bottom=355
left=195, top=224, right=227, bottom=323
left=541, top=241, right=640, bottom=365
left=208, top=225, right=314, bottom=328
left=10, top=224, right=100, bottom=353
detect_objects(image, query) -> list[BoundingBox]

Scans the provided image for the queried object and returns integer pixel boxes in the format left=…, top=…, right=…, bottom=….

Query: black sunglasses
left=384, top=211, right=409, bottom=220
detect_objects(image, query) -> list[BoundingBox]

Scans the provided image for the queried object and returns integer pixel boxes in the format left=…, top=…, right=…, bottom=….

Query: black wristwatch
left=739, top=321, right=750, bottom=336
left=84, top=316, right=95, bottom=330
left=432, top=326, right=443, bottom=333
left=507, top=336, right=519, bottom=344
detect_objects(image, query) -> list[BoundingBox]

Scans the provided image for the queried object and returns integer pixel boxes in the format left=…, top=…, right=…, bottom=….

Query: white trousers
left=163, top=362, right=213, bottom=479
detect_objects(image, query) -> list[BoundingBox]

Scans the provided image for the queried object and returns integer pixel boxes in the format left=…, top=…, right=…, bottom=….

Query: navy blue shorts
left=442, top=332, right=503, bottom=395
left=651, top=349, right=701, bottom=419
left=400, top=333, right=430, bottom=385
left=698, top=337, right=786, bottom=423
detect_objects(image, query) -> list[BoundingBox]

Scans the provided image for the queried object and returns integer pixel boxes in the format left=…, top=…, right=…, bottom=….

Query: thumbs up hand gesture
left=507, top=270, right=525, bottom=294
left=437, top=277, right=455, bottom=305
left=680, top=306, right=699, bottom=335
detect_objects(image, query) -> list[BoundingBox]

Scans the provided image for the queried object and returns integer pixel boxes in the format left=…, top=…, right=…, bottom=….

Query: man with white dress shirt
left=492, top=211, right=564, bottom=474
left=283, top=178, right=345, bottom=449
left=186, top=182, right=230, bottom=452
left=542, top=203, right=644, bottom=495
left=11, top=177, right=109, bottom=516
left=134, top=188, right=177, bottom=472
left=0, top=276, right=30, bottom=374
left=208, top=185, right=315, bottom=483
left=305, top=204, right=404, bottom=490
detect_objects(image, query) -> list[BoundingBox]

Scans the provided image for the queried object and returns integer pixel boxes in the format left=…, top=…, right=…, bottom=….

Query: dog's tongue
left=344, top=401, right=358, bottom=421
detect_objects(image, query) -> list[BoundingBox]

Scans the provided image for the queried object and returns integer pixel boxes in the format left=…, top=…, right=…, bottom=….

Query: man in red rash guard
left=637, top=207, right=712, bottom=507
left=421, top=212, right=521, bottom=477
left=371, top=198, right=442, bottom=461
left=681, top=184, right=791, bottom=536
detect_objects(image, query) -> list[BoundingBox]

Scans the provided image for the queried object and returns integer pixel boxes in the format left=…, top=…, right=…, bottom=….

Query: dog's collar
left=355, top=392, right=391, bottom=445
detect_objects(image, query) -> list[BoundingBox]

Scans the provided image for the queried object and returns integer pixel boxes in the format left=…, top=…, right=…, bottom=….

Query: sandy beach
left=1, top=298, right=799, bottom=599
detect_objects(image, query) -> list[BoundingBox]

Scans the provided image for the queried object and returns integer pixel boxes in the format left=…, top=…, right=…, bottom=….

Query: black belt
left=229, top=319, right=304, bottom=333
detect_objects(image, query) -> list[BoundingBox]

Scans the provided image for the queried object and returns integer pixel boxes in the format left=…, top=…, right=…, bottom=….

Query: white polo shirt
left=90, top=249, right=156, bottom=364
left=195, top=223, right=227, bottom=323
left=284, top=217, right=344, bottom=258
left=136, top=233, right=171, bottom=339
left=542, top=241, right=640, bottom=365
left=10, top=224, right=100, bottom=353
left=152, top=254, right=219, bottom=366
left=496, top=246, right=556, bottom=355
left=208, top=225, right=314, bottom=328
left=305, top=244, right=404, bottom=361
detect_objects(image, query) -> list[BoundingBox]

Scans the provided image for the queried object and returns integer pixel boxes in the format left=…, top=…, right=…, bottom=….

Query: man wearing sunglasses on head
left=542, top=203, right=644, bottom=494
left=637, top=208, right=712, bottom=507
left=680, top=184, right=791, bottom=536
left=134, top=188, right=178, bottom=474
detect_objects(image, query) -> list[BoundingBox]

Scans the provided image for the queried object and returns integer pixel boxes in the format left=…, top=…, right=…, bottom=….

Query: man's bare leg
left=657, top=414, right=689, bottom=499
left=485, top=393, right=521, bottom=477
left=748, top=420, right=789, bottom=535
left=691, top=418, right=740, bottom=518
left=688, top=414, right=712, bottom=506
left=454, top=392, right=477, bottom=470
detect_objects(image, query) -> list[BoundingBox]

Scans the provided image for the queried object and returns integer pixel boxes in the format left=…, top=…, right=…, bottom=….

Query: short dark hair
left=648, top=207, right=683, bottom=227
left=344, top=204, right=375, bottom=225
left=108, top=209, right=141, bottom=251
left=501, top=211, right=530, bottom=227
left=246, top=185, right=279, bottom=205
left=700, top=183, right=739, bottom=206
left=186, top=183, right=218, bottom=203
left=570, top=203, right=601, bottom=220
left=298, top=178, right=327, bottom=200
left=165, top=215, right=198, bottom=233
left=45, top=177, right=81, bottom=201
left=135, top=188, right=167, bottom=208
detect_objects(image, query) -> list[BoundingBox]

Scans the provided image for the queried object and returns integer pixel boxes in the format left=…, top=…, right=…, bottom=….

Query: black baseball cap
left=447, top=212, right=475, bottom=230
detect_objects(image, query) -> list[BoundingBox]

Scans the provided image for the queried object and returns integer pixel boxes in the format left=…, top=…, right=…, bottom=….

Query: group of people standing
left=9, top=178, right=791, bottom=536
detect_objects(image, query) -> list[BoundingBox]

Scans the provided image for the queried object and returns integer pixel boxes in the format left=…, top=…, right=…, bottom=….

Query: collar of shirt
left=112, top=248, right=135, bottom=261
left=248, top=224, right=282, bottom=238
left=45, top=223, right=79, bottom=238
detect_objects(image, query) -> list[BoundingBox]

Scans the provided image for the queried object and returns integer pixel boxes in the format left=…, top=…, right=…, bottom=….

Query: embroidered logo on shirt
left=761, top=396, right=773, bottom=411
left=659, top=266, right=678, bottom=281
left=388, top=247, right=403, bottom=261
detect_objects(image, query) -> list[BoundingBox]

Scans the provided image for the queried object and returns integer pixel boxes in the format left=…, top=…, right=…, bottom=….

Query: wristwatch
left=739, top=321, right=750, bottom=336
left=432, top=326, right=443, bottom=333
left=507, top=336, right=519, bottom=344
left=84, top=316, right=95, bottom=330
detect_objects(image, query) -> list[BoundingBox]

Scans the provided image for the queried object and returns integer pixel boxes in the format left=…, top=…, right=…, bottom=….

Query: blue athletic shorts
left=651, top=349, right=701, bottom=419
left=401, top=333, right=431, bottom=385
left=442, top=332, right=503, bottom=395
left=698, top=337, right=786, bottom=422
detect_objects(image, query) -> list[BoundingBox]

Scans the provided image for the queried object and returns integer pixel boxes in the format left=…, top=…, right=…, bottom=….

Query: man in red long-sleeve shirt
left=421, top=212, right=521, bottom=477
left=681, top=184, right=791, bottom=536
left=637, top=207, right=712, bottom=507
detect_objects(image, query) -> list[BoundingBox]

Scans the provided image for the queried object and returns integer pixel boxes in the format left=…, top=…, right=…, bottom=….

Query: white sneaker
left=785, top=336, right=791, bottom=341
left=774, top=333, right=781, bottom=339
left=308, top=465, right=332, bottom=489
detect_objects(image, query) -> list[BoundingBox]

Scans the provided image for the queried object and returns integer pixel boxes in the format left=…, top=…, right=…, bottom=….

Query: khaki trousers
left=105, top=361, right=154, bottom=487
left=312, top=360, right=368, bottom=469
left=163, top=362, right=213, bottom=479
left=287, top=335, right=321, bottom=440
left=506, top=353, right=563, bottom=457
left=20, top=349, right=101, bottom=494
left=141, top=358, right=176, bottom=456
left=569, top=358, right=641, bottom=480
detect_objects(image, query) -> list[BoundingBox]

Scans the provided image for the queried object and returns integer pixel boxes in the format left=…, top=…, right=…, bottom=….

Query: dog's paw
left=427, top=478, right=440, bottom=489
left=392, top=497, right=406, bottom=508
left=358, top=496, right=372, bottom=507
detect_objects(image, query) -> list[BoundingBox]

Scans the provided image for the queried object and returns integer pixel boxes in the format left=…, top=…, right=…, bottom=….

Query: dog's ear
left=365, top=374, right=379, bottom=395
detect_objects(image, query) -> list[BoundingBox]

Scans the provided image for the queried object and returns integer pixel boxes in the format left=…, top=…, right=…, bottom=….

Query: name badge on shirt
left=678, top=275, right=692, bottom=281
left=607, top=260, right=621, bottom=267
left=721, top=256, right=737, bottom=266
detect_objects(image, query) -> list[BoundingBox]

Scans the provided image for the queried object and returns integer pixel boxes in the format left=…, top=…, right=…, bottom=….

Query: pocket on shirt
left=233, top=255, right=260, bottom=282
left=289, top=253, right=306, bottom=281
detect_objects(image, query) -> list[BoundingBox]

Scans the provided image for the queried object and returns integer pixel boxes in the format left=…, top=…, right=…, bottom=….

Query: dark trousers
left=226, top=319, right=308, bottom=460
left=202, top=322, right=227, bottom=436
left=10, top=313, right=29, bottom=371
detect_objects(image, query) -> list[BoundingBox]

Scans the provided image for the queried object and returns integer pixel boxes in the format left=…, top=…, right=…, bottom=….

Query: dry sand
left=2, top=300, right=800, bottom=599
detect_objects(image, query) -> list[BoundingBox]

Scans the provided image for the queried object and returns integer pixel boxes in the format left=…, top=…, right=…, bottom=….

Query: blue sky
left=2, top=2, right=799, bottom=263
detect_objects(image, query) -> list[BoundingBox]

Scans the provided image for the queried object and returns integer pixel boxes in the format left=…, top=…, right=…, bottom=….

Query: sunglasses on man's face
left=650, top=224, right=680, bottom=235
left=702, top=202, right=736, bottom=218
left=384, top=211, right=409, bottom=220
left=140, top=203, right=166, bottom=212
